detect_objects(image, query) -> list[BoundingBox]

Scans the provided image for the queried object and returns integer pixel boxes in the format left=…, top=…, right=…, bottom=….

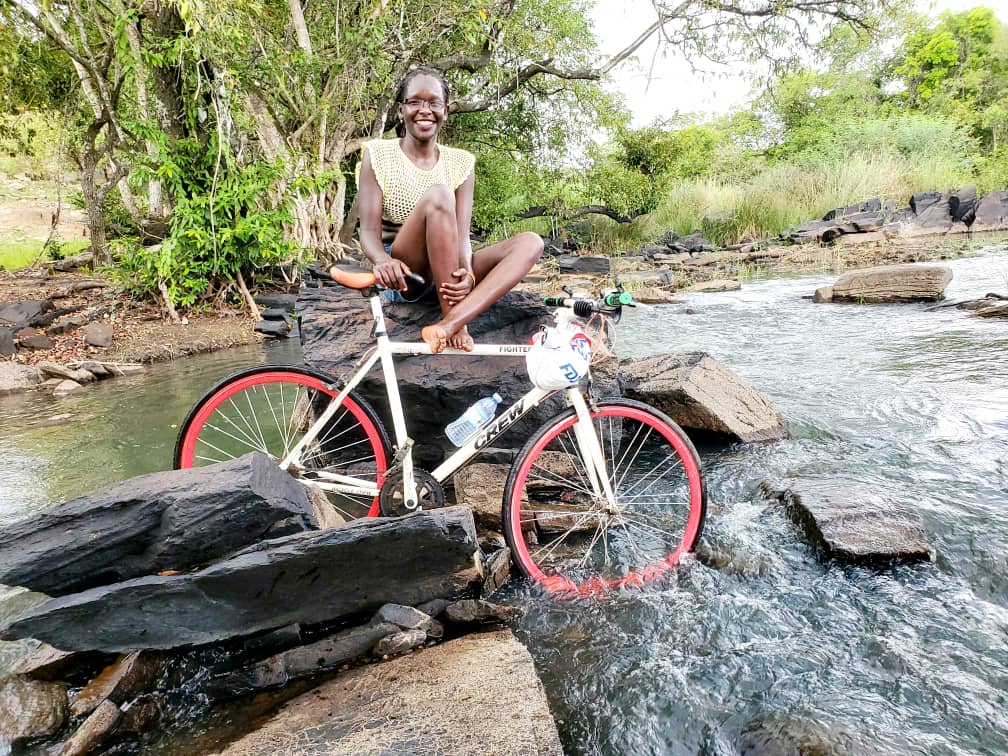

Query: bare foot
left=421, top=324, right=448, bottom=354
left=447, top=326, right=474, bottom=352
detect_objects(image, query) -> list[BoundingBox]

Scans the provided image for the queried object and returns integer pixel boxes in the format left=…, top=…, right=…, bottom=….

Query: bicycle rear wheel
left=174, top=366, right=391, bottom=520
left=502, top=398, right=705, bottom=595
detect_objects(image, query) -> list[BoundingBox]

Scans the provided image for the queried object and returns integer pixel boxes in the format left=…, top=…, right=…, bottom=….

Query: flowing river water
left=1, top=242, right=1006, bottom=754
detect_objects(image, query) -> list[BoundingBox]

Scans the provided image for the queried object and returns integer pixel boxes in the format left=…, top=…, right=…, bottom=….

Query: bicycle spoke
left=505, top=400, right=705, bottom=591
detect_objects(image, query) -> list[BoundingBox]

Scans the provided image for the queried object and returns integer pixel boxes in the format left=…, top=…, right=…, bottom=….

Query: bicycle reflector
left=526, top=324, right=592, bottom=390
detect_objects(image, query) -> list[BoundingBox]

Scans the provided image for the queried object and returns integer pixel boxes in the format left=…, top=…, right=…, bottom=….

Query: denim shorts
left=379, top=242, right=436, bottom=303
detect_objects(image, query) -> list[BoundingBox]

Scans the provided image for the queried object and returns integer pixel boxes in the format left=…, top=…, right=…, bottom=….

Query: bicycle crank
left=378, top=469, right=445, bottom=517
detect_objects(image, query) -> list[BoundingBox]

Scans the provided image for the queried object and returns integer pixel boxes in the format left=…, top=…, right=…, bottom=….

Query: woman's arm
left=357, top=150, right=411, bottom=290
left=454, top=172, right=475, bottom=273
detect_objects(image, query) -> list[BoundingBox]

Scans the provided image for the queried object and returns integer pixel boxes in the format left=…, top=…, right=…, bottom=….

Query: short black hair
left=395, top=67, right=450, bottom=107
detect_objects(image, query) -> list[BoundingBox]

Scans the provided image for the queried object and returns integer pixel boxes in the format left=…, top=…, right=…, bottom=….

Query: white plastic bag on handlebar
left=525, top=322, right=592, bottom=390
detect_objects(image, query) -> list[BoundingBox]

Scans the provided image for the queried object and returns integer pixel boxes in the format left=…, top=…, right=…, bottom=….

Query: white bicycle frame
left=278, top=292, right=618, bottom=510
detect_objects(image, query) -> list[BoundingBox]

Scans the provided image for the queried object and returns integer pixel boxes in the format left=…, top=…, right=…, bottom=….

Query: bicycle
left=173, top=267, right=706, bottom=595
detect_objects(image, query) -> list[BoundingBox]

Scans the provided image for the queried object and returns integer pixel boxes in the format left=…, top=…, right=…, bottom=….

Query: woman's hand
left=372, top=257, right=412, bottom=291
left=440, top=268, right=475, bottom=306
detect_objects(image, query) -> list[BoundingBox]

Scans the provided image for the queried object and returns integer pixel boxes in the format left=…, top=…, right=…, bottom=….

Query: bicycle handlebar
left=542, top=290, right=635, bottom=317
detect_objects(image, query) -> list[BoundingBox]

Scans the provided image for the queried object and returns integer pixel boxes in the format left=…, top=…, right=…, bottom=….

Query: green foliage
left=115, top=133, right=296, bottom=308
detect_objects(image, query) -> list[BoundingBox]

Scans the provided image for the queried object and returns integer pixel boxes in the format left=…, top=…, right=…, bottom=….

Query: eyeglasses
left=402, top=98, right=446, bottom=112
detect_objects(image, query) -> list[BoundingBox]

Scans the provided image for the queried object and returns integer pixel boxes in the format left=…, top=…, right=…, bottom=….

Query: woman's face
left=398, top=74, right=447, bottom=142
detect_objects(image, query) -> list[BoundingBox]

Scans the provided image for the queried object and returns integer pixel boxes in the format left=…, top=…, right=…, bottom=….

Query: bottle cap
left=492, top=392, right=502, bottom=402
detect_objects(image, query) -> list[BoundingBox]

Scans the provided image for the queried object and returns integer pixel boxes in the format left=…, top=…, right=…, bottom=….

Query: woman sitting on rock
left=348, top=66, right=543, bottom=353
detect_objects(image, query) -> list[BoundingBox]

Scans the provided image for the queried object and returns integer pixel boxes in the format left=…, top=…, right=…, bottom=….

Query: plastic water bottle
left=445, top=393, right=503, bottom=447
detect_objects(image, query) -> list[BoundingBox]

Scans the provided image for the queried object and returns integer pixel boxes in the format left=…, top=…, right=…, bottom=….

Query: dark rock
left=254, top=293, right=297, bottom=310
left=83, top=322, right=113, bottom=347
left=0, top=452, right=324, bottom=596
left=0, top=675, right=68, bottom=741
left=762, top=480, right=931, bottom=563
left=641, top=244, right=670, bottom=259
left=618, top=352, right=789, bottom=442
left=481, top=548, right=511, bottom=597
left=0, top=326, right=14, bottom=356
left=260, top=307, right=292, bottom=321
left=556, top=254, right=611, bottom=275
left=297, top=286, right=615, bottom=467
left=812, top=286, right=834, bottom=303
left=830, top=264, right=952, bottom=303
left=373, top=628, right=426, bottom=657
left=443, top=599, right=522, bottom=624
left=60, top=699, right=122, bottom=756
left=77, top=360, right=111, bottom=378
left=671, top=232, right=715, bottom=253
left=844, top=211, right=885, bottom=232
left=972, top=189, right=1008, bottom=231
left=16, top=326, right=55, bottom=350
left=213, top=629, right=561, bottom=756
left=540, top=237, right=565, bottom=257
left=910, top=191, right=944, bottom=214
left=2, top=507, right=482, bottom=652
left=240, top=624, right=303, bottom=655
left=70, top=651, right=166, bottom=717
left=949, top=186, right=977, bottom=225
left=0, top=299, right=53, bottom=327
left=211, top=621, right=398, bottom=696
left=253, top=318, right=290, bottom=337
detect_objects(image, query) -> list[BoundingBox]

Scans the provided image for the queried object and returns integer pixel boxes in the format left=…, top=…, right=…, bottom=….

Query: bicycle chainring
left=378, top=469, right=446, bottom=517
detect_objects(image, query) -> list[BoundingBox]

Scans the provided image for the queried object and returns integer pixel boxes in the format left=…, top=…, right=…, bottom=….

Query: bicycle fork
left=567, top=389, right=618, bottom=510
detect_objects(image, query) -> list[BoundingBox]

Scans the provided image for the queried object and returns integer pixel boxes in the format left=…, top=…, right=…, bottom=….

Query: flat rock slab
left=830, top=264, right=952, bottom=303
left=298, top=285, right=617, bottom=466
left=0, top=362, right=42, bottom=394
left=2, top=507, right=481, bottom=652
left=214, top=628, right=561, bottom=756
left=0, top=452, right=323, bottom=596
left=618, top=352, right=788, bottom=442
left=763, top=480, right=931, bottom=563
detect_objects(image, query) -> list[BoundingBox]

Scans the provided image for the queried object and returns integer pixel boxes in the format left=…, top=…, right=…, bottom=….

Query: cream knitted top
left=361, top=139, right=475, bottom=225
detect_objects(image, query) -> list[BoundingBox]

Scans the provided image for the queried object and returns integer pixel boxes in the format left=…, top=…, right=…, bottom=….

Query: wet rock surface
left=298, top=284, right=620, bottom=467
left=2, top=507, right=482, bottom=652
left=619, top=352, right=789, bottom=442
left=213, top=628, right=562, bottom=756
left=0, top=452, right=324, bottom=596
left=828, top=263, right=953, bottom=303
left=762, top=480, right=932, bottom=563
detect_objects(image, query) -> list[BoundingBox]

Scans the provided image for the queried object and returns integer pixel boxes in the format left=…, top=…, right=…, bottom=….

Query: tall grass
left=581, top=149, right=978, bottom=253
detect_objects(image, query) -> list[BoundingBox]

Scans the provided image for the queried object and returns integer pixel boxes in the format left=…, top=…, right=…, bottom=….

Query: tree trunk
left=79, top=151, right=109, bottom=266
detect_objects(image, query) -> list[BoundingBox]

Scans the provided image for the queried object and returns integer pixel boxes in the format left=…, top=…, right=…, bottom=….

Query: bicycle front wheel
left=174, top=366, right=391, bottom=520
left=502, top=398, right=705, bottom=594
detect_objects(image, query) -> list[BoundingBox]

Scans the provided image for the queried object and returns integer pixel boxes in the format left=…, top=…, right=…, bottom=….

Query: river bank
left=2, top=230, right=1006, bottom=382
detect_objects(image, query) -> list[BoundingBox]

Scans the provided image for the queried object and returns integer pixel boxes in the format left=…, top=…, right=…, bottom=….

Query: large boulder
left=829, top=264, right=952, bottom=303
left=0, top=361, right=42, bottom=394
left=972, top=189, right=1008, bottom=232
left=1, top=507, right=482, bottom=652
left=214, top=628, right=561, bottom=756
left=297, top=284, right=618, bottom=467
left=0, top=453, right=326, bottom=596
left=762, top=480, right=931, bottom=563
left=618, top=352, right=788, bottom=442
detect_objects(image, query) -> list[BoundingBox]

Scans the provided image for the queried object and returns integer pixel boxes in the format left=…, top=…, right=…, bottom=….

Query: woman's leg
left=389, top=184, right=461, bottom=308
left=421, top=231, right=543, bottom=352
